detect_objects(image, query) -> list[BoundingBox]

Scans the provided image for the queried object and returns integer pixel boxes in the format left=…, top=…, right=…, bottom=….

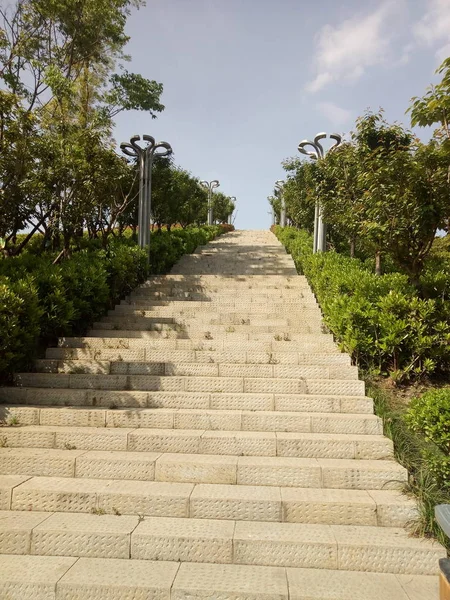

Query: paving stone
left=317, top=458, right=407, bottom=490
left=0, top=405, right=39, bottom=426
left=131, top=516, right=234, bottom=563
left=0, top=448, right=84, bottom=478
left=199, top=431, right=276, bottom=456
left=280, top=488, right=377, bottom=525
left=190, top=483, right=281, bottom=521
left=331, top=525, right=446, bottom=575
left=0, top=474, right=31, bottom=509
left=39, top=408, right=106, bottom=428
left=287, top=568, right=411, bottom=599
left=155, top=453, right=237, bottom=484
left=75, top=450, right=160, bottom=480
left=174, top=409, right=242, bottom=431
left=57, top=557, right=179, bottom=599
left=172, top=561, right=289, bottom=600
left=54, top=427, right=132, bottom=451
left=106, top=408, right=174, bottom=429
left=97, top=480, right=194, bottom=517
left=0, top=554, right=77, bottom=600
left=237, top=456, right=322, bottom=488
left=368, top=490, right=419, bottom=527
left=0, top=510, right=50, bottom=554
left=32, top=512, right=139, bottom=558
left=128, top=429, right=203, bottom=453
left=233, top=520, right=337, bottom=569
left=11, top=476, right=109, bottom=513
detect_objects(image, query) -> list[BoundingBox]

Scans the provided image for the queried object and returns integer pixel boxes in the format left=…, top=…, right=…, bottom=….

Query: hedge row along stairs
left=0, top=230, right=445, bottom=599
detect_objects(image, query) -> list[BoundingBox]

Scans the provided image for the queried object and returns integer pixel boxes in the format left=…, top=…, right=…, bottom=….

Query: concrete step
left=0, top=426, right=392, bottom=458
left=123, top=296, right=319, bottom=306
left=110, top=307, right=321, bottom=319
left=0, top=405, right=381, bottom=433
left=13, top=373, right=365, bottom=396
left=0, top=448, right=407, bottom=489
left=0, top=389, right=374, bottom=413
left=35, top=360, right=358, bottom=381
left=45, top=347, right=352, bottom=366
left=3, top=477, right=415, bottom=529
left=0, top=508, right=439, bottom=573
left=90, top=322, right=322, bottom=334
left=55, top=336, right=339, bottom=353
left=0, top=555, right=440, bottom=599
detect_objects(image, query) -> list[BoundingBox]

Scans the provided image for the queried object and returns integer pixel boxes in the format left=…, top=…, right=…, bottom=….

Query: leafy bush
left=0, top=225, right=229, bottom=379
left=274, top=226, right=450, bottom=381
left=405, top=388, right=450, bottom=490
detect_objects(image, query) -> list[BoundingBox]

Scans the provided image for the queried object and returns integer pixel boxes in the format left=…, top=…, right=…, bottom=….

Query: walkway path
left=0, top=230, right=444, bottom=599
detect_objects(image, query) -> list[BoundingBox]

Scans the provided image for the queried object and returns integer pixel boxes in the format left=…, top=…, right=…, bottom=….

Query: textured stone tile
left=39, top=408, right=106, bottom=428
left=276, top=433, right=356, bottom=459
left=172, top=562, right=289, bottom=600
left=57, top=557, right=179, bottom=599
left=237, top=456, right=321, bottom=488
left=318, top=459, right=407, bottom=490
left=0, top=510, right=50, bottom=554
left=274, top=395, right=341, bottom=413
left=210, top=393, right=273, bottom=411
left=54, top=427, right=131, bottom=451
left=97, top=480, right=194, bottom=517
left=128, top=429, right=203, bottom=453
left=241, top=411, right=311, bottom=433
left=75, top=450, right=160, bottom=480
left=131, top=516, right=234, bottom=563
left=87, top=390, right=148, bottom=408
left=368, top=490, right=419, bottom=527
left=281, top=488, right=377, bottom=526
left=32, top=512, right=139, bottom=558
left=0, top=475, right=31, bottom=509
left=11, top=476, right=110, bottom=513
left=190, top=483, right=281, bottom=521
left=0, top=554, right=77, bottom=600
left=0, top=406, right=39, bottom=426
left=155, top=453, right=237, bottom=484
left=106, top=408, right=174, bottom=429
left=287, top=568, right=410, bottom=599
left=175, top=409, right=242, bottom=431
left=0, top=426, right=56, bottom=449
left=199, top=430, right=276, bottom=456
left=0, top=448, right=84, bottom=478
left=332, top=525, right=446, bottom=575
left=148, top=392, right=210, bottom=410
left=234, top=521, right=337, bottom=569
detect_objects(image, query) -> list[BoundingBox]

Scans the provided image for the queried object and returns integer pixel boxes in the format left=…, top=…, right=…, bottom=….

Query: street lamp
left=200, top=180, right=220, bottom=225
left=275, top=180, right=286, bottom=227
left=228, top=196, right=236, bottom=225
left=120, top=134, right=172, bottom=256
left=298, top=132, right=341, bottom=253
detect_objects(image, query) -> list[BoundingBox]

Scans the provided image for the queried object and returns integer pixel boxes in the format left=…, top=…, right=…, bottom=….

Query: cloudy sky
left=114, top=0, right=450, bottom=229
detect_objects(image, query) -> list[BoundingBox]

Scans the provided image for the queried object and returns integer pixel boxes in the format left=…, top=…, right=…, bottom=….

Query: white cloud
left=317, top=101, right=352, bottom=127
left=306, top=1, right=404, bottom=93
left=414, top=0, right=450, bottom=60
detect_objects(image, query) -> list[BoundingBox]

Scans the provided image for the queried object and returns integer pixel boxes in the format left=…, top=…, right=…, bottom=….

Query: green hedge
left=274, top=226, right=450, bottom=382
left=0, top=225, right=227, bottom=379
left=405, top=388, right=450, bottom=491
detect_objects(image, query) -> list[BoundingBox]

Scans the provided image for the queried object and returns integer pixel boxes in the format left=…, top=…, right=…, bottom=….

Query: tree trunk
left=350, top=237, right=355, bottom=258
left=375, top=250, right=382, bottom=276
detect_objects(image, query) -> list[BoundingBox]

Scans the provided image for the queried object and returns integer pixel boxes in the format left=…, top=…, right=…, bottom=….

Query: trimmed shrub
left=274, top=226, right=450, bottom=381
left=0, top=225, right=229, bottom=379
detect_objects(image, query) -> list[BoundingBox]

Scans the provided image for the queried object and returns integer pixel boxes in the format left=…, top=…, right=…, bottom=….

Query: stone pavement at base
left=0, top=230, right=445, bottom=599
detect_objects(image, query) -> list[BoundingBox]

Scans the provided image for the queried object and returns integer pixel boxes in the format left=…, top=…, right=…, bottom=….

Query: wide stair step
left=0, top=555, right=438, bottom=599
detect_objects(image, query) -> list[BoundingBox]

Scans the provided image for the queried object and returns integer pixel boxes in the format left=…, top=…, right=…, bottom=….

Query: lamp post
left=275, top=180, right=286, bottom=227
left=298, top=133, right=341, bottom=253
left=200, top=180, right=220, bottom=225
left=120, top=134, right=172, bottom=254
left=228, top=196, right=236, bottom=225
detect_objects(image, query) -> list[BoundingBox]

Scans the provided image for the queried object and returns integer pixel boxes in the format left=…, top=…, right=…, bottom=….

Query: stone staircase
left=0, top=230, right=444, bottom=599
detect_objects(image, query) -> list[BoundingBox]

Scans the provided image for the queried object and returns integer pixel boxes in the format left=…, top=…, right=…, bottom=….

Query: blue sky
left=114, top=0, right=450, bottom=230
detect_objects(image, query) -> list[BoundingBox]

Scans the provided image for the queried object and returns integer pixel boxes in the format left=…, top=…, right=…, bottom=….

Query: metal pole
left=298, top=133, right=342, bottom=253
left=200, top=180, right=220, bottom=226
left=120, top=135, right=172, bottom=261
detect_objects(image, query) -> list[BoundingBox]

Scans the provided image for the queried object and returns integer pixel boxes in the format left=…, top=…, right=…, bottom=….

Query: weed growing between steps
left=0, top=225, right=229, bottom=380
left=367, top=380, right=450, bottom=551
